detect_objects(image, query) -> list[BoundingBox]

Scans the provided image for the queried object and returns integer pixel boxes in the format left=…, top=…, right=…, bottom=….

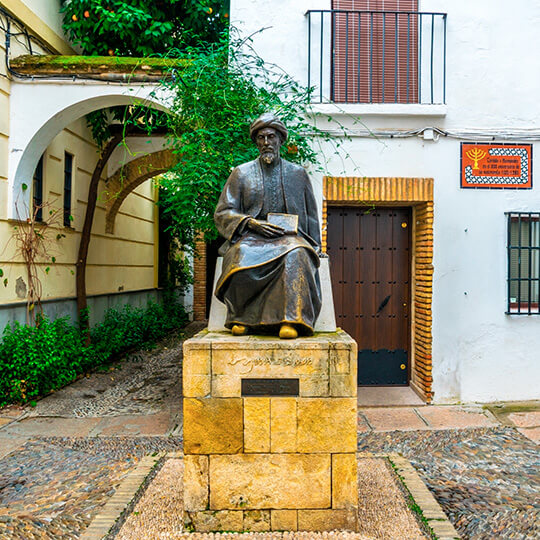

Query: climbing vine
left=154, top=34, right=351, bottom=248
left=1, top=191, right=66, bottom=326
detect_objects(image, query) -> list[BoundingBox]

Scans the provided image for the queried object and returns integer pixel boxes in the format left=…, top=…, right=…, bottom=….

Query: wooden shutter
left=332, top=0, right=418, bottom=103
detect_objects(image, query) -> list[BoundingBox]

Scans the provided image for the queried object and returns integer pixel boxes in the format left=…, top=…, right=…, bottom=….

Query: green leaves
left=157, top=35, right=332, bottom=248
left=0, top=295, right=187, bottom=407
left=60, top=0, right=229, bottom=56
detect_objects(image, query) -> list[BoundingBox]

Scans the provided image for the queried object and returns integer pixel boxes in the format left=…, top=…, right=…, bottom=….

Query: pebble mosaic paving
left=0, top=325, right=538, bottom=539
left=0, top=437, right=182, bottom=539
left=358, top=428, right=540, bottom=539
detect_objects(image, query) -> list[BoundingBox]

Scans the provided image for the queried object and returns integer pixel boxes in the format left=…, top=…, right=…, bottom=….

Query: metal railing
left=306, top=9, right=447, bottom=104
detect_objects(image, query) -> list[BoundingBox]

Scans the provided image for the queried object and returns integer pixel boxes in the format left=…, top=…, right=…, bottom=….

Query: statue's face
left=256, top=127, right=281, bottom=165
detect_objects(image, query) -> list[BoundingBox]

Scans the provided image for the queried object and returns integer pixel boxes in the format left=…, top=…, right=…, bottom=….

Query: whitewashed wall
left=231, top=0, right=540, bottom=403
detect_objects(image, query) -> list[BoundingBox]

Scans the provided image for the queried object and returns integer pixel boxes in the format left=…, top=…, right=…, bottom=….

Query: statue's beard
left=261, top=150, right=277, bottom=164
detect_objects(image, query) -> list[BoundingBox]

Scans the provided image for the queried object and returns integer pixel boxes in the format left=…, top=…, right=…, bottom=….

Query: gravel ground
left=115, top=456, right=425, bottom=540
left=0, top=437, right=182, bottom=539
left=358, top=427, right=540, bottom=540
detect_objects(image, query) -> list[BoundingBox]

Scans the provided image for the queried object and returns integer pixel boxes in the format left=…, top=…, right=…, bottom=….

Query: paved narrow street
left=0, top=324, right=538, bottom=539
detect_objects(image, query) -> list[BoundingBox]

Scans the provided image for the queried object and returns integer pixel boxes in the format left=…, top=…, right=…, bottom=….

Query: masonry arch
left=7, top=81, right=172, bottom=218
left=105, top=149, right=178, bottom=234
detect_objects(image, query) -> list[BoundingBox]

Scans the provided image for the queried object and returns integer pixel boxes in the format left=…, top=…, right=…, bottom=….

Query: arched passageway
left=7, top=80, right=171, bottom=218
left=104, top=149, right=178, bottom=234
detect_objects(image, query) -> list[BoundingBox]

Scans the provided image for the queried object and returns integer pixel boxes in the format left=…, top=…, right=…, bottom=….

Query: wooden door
left=327, top=206, right=411, bottom=384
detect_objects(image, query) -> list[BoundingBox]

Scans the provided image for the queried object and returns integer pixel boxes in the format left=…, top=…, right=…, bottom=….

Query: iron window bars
left=507, top=212, right=540, bottom=314
left=306, top=9, right=447, bottom=104
left=32, top=155, right=44, bottom=222
left=63, top=152, right=73, bottom=227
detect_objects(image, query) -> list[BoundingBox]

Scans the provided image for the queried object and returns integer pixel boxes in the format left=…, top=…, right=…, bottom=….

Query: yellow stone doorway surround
left=323, top=177, right=434, bottom=402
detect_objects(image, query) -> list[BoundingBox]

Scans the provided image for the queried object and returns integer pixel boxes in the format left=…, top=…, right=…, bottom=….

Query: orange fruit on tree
left=71, top=14, right=78, bottom=21
left=84, top=10, right=90, bottom=18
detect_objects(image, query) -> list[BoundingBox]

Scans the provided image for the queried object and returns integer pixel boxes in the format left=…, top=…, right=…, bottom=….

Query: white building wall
left=231, top=0, right=540, bottom=403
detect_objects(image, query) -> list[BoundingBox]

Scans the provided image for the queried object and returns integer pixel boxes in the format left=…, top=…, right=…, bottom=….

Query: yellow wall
left=0, top=7, right=158, bottom=306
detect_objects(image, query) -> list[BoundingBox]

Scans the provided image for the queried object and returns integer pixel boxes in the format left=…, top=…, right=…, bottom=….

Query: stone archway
left=104, top=149, right=178, bottom=234
left=7, top=79, right=171, bottom=218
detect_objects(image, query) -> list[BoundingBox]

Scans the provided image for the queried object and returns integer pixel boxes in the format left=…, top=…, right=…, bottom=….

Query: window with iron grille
left=507, top=212, right=540, bottom=314
left=32, top=155, right=44, bottom=222
left=63, top=152, right=73, bottom=227
left=307, top=1, right=446, bottom=104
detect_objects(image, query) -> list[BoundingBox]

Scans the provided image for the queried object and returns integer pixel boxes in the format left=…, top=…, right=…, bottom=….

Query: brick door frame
left=193, top=238, right=208, bottom=321
left=323, top=176, right=434, bottom=402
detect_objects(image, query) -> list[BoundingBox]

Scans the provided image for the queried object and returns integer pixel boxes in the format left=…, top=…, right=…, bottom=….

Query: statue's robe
left=214, top=157, right=322, bottom=335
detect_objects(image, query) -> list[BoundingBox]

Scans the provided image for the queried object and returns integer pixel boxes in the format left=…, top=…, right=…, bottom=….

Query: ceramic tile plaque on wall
left=461, top=143, right=532, bottom=189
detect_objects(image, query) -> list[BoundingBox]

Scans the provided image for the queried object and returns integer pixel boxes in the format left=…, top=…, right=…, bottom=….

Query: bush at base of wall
left=0, top=294, right=188, bottom=407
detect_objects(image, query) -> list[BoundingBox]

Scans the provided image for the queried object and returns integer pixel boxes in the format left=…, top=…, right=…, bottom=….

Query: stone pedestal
left=182, top=330, right=358, bottom=533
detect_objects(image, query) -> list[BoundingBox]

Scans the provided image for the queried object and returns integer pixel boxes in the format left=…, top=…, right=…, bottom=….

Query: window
left=64, top=152, right=73, bottom=227
left=507, top=212, right=540, bottom=314
left=32, top=155, right=44, bottom=222
left=332, top=0, right=419, bottom=103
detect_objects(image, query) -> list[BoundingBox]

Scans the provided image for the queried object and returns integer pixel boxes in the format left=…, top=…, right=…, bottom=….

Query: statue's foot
left=279, top=323, right=298, bottom=339
left=231, top=324, right=248, bottom=336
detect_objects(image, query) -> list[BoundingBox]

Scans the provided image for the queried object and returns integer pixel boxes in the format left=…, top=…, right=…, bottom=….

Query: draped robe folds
left=214, top=157, right=322, bottom=334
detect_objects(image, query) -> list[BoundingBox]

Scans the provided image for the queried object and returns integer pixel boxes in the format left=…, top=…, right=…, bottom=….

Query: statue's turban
left=249, top=113, right=288, bottom=144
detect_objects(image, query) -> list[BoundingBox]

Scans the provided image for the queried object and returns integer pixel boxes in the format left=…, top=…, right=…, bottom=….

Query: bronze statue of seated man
left=214, top=113, right=323, bottom=339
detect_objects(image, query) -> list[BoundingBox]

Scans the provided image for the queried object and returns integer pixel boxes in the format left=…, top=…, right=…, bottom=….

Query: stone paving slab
left=0, top=433, right=26, bottom=460
left=360, top=408, right=427, bottom=431
left=517, top=426, right=540, bottom=444
left=416, top=406, right=497, bottom=429
left=88, top=412, right=176, bottom=437
left=507, top=411, right=540, bottom=428
left=3, top=416, right=101, bottom=438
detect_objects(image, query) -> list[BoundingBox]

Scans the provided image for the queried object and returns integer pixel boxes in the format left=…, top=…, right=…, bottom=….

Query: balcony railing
left=306, top=9, right=447, bottom=105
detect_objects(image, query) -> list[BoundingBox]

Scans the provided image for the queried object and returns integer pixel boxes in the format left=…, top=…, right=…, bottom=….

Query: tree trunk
left=76, top=133, right=123, bottom=337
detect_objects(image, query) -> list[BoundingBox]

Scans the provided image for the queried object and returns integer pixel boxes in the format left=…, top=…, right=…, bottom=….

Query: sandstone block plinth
left=182, top=330, right=358, bottom=532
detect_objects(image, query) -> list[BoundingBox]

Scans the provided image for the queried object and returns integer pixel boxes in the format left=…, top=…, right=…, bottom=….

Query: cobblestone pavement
left=0, top=437, right=182, bottom=539
left=0, top=323, right=538, bottom=539
left=358, top=428, right=540, bottom=539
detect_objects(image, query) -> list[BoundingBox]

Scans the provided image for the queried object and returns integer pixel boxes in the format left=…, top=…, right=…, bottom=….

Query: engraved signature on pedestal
left=228, top=356, right=313, bottom=374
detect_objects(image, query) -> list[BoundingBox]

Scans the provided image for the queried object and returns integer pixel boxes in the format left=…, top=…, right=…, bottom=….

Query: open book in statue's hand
left=267, top=213, right=299, bottom=235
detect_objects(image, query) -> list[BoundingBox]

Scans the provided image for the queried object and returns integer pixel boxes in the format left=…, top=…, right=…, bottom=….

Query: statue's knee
left=285, top=248, right=310, bottom=265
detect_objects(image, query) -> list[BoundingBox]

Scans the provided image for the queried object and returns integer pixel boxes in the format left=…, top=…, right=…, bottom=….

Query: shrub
left=0, top=294, right=187, bottom=407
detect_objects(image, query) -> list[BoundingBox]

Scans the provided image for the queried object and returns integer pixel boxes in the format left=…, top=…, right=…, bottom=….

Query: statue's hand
left=247, top=218, right=285, bottom=238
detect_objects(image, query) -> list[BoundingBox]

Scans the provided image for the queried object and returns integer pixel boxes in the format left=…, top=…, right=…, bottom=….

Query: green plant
left=388, top=458, right=439, bottom=540
left=156, top=33, right=351, bottom=248
left=61, top=0, right=229, bottom=57
left=0, top=316, right=97, bottom=404
left=0, top=295, right=187, bottom=407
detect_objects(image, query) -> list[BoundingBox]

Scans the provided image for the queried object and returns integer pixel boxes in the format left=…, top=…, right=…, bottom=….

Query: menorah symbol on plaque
left=466, top=148, right=487, bottom=170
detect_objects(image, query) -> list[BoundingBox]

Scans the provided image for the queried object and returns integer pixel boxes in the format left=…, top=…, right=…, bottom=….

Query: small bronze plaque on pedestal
left=241, top=378, right=299, bottom=396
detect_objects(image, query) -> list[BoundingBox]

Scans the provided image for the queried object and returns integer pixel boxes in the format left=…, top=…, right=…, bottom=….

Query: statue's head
left=250, top=113, right=288, bottom=165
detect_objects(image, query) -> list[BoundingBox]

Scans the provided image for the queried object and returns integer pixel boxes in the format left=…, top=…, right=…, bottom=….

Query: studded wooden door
left=327, top=206, right=411, bottom=385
